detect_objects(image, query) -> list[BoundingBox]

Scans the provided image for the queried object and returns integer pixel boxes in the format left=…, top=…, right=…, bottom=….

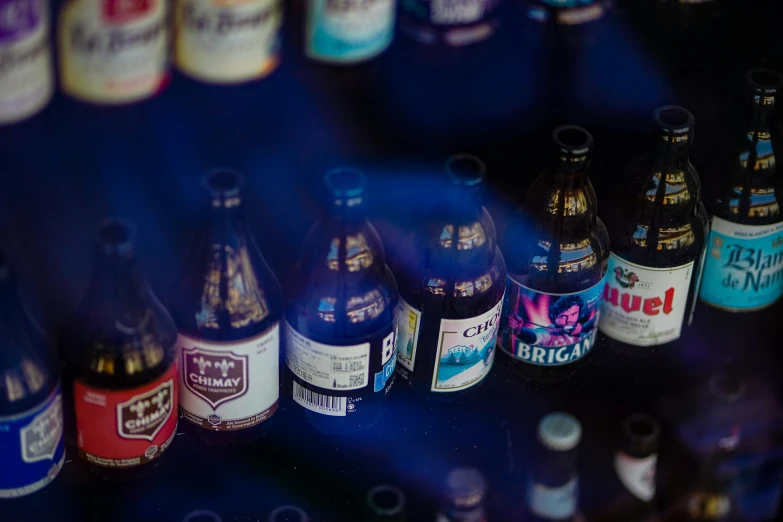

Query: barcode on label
left=292, top=381, right=346, bottom=417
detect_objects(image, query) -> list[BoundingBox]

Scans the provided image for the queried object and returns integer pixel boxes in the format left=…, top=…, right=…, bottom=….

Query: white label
left=177, top=325, right=279, bottom=431
left=394, top=297, right=420, bottom=372
left=615, top=451, right=656, bottom=502
left=600, top=254, right=693, bottom=346
left=292, top=381, right=346, bottom=417
left=528, top=478, right=578, bottom=519
left=431, top=296, right=503, bottom=392
left=285, top=321, right=370, bottom=391
left=175, top=0, right=281, bottom=84
left=20, top=391, right=63, bottom=463
left=431, top=0, right=484, bottom=25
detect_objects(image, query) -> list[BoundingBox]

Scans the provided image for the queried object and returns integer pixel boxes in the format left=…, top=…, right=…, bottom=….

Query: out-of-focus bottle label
left=306, top=0, right=395, bottom=63
left=599, top=254, right=694, bottom=346
left=394, top=297, right=420, bottom=373
left=58, top=0, right=169, bottom=104
left=430, top=0, right=483, bottom=24
left=700, top=216, right=783, bottom=311
left=0, top=385, right=65, bottom=498
left=500, top=278, right=604, bottom=366
left=74, top=364, right=177, bottom=468
left=175, top=0, right=281, bottom=84
left=528, top=477, right=578, bottom=519
left=430, top=296, right=502, bottom=392
left=0, top=0, right=53, bottom=124
left=615, top=451, right=656, bottom=502
left=176, top=325, right=279, bottom=431
left=285, top=321, right=396, bottom=416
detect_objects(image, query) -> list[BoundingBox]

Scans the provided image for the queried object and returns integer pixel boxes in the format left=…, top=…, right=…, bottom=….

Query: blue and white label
left=700, top=216, right=783, bottom=311
left=306, top=0, right=395, bottom=63
left=528, top=478, right=578, bottom=520
left=0, top=385, right=65, bottom=498
left=374, top=329, right=397, bottom=391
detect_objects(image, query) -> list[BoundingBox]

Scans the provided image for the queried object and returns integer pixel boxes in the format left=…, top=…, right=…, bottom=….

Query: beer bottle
left=392, top=154, right=506, bottom=401
left=169, top=170, right=282, bottom=445
left=0, top=250, right=65, bottom=497
left=284, top=168, right=399, bottom=434
left=527, top=412, right=582, bottom=522
left=499, top=126, right=609, bottom=383
left=366, top=485, right=406, bottom=522
left=700, top=70, right=783, bottom=312
left=600, top=106, right=708, bottom=349
left=436, top=467, right=488, bottom=522
left=65, top=219, right=178, bottom=479
left=399, top=0, right=504, bottom=47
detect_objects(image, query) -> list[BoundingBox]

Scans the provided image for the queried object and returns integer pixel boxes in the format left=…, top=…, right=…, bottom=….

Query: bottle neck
left=208, top=196, right=248, bottom=242
left=747, top=93, right=776, bottom=135
left=654, top=129, right=692, bottom=170
left=91, top=249, right=151, bottom=319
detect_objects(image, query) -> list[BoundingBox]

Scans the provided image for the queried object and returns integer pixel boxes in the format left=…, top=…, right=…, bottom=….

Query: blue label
left=306, top=0, right=395, bottom=63
left=700, top=216, right=783, bottom=311
left=374, top=328, right=397, bottom=391
left=0, top=385, right=65, bottom=498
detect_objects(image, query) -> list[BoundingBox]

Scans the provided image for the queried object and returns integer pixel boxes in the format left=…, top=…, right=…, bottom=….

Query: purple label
left=0, top=0, right=40, bottom=43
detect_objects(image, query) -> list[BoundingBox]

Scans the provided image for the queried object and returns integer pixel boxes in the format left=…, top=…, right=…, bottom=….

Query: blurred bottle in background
left=399, top=0, right=504, bottom=47
left=269, top=505, right=310, bottom=522
left=499, top=126, right=609, bottom=383
left=0, top=250, right=65, bottom=498
left=169, top=170, right=282, bottom=445
left=700, top=69, right=783, bottom=313
left=284, top=168, right=398, bottom=434
left=600, top=106, right=708, bottom=351
left=366, top=484, right=406, bottom=522
left=436, top=467, right=488, bottom=522
left=61, top=219, right=178, bottom=479
left=391, top=154, right=505, bottom=401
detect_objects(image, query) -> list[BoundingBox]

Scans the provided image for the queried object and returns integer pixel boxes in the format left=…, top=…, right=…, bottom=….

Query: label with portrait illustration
left=285, top=321, right=396, bottom=416
left=306, top=0, right=395, bottom=63
left=74, top=364, right=178, bottom=468
left=177, top=325, right=279, bottom=431
left=431, top=296, right=502, bottom=392
left=175, top=0, right=281, bottom=84
left=58, top=0, right=169, bottom=104
left=615, top=451, right=656, bottom=502
left=600, top=254, right=693, bottom=346
left=528, top=477, right=578, bottom=520
left=0, top=385, right=65, bottom=498
left=500, top=277, right=604, bottom=366
left=0, top=0, right=53, bottom=125
left=394, top=297, right=420, bottom=373
left=700, top=216, right=783, bottom=311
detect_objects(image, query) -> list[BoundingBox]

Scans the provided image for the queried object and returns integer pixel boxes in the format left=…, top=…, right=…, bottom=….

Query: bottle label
left=175, top=0, right=281, bottom=84
left=394, top=297, right=421, bottom=372
left=430, top=296, right=502, bottom=392
left=614, top=451, right=656, bottom=502
left=599, top=254, right=694, bottom=346
left=306, top=0, right=395, bottom=63
left=0, top=0, right=53, bottom=124
left=699, top=216, right=783, bottom=311
left=176, top=325, right=280, bottom=431
left=285, top=320, right=396, bottom=416
left=500, top=277, right=604, bottom=366
left=0, top=385, right=65, bottom=498
left=430, top=0, right=484, bottom=25
left=527, top=477, right=578, bottom=519
left=58, top=0, right=169, bottom=104
left=74, top=364, right=178, bottom=468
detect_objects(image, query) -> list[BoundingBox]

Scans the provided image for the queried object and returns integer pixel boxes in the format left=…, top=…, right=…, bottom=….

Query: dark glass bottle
left=0, top=250, right=65, bottom=498
left=63, top=219, right=178, bottom=480
left=527, top=412, right=582, bottom=522
left=499, top=126, right=609, bottom=383
left=169, top=170, right=282, bottom=445
left=399, top=0, right=504, bottom=47
left=600, top=106, right=708, bottom=350
left=366, top=484, right=406, bottom=522
left=392, top=154, right=506, bottom=401
left=436, top=467, right=488, bottom=522
left=700, top=69, right=783, bottom=312
left=284, top=168, right=399, bottom=434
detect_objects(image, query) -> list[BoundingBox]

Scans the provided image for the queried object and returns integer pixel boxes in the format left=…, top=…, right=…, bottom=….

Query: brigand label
left=306, top=0, right=395, bottom=63
left=431, top=295, right=502, bottom=392
left=700, top=216, right=783, bottom=311
left=177, top=325, right=280, bottom=431
left=615, top=451, right=656, bottom=502
left=285, top=320, right=396, bottom=417
left=599, top=254, right=694, bottom=346
left=394, top=297, right=420, bottom=373
left=175, top=0, right=282, bottom=84
left=527, top=477, right=578, bottom=520
left=58, top=0, right=169, bottom=104
left=501, top=277, right=604, bottom=366
left=0, top=0, right=53, bottom=124
left=74, top=364, right=178, bottom=468
left=0, top=384, right=65, bottom=498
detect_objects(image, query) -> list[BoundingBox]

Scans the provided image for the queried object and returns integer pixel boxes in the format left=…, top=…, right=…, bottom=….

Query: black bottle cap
left=654, top=105, right=695, bottom=142
left=745, top=69, right=782, bottom=95
left=204, top=169, right=243, bottom=204
left=367, top=485, right=406, bottom=517
left=553, top=125, right=593, bottom=156
left=444, top=154, right=487, bottom=188
left=94, top=218, right=137, bottom=257
left=324, top=167, right=366, bottom=210
left=622, top=413, right=660, bottom=455
left=445, top=467, right=487, bottom=509
left=708, top=372, right=747, bottom=405
left=268, top=505, right=309, bottom=522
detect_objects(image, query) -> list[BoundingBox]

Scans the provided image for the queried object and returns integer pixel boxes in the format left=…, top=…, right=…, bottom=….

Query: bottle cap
left=708, top=372, right=747, bottom=405
left=268, top=505, right=309, bottom=522
left=537, top=412, right=582, bottom=451
left=444, top=467, right=486, bottom=509
left=204, top=169, right=243, bottom=204
left=654, top=106, right=695, bottom=134
left=622, top=414, right=660, bottom=454
left=746, top=69, right=782, bottom=95
left=553, top=125, right=593, bottom=156
left=367, top=485, right=405, bottom=517
left=444, top=154, right=486, bottom=188
left=94, top=218, right=137, bottom=257
left=183, top=510, right=222, bottom=522
left=324, top=168, right=366, bottom=209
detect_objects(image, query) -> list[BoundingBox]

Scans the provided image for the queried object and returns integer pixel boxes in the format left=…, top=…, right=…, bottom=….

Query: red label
left=102, top=0, right=154, bottom=24
left=74, top=364, right=178, bottom=468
